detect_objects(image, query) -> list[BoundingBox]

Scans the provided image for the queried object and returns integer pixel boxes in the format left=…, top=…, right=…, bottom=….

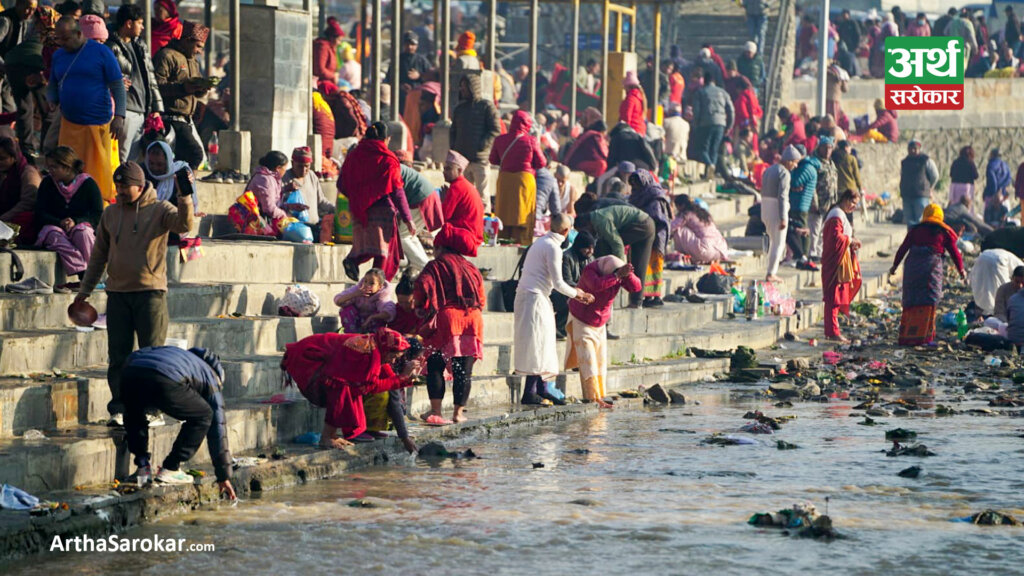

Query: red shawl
left=150, top=0, right=182, bottom=56
left=821, top=211, right=861, bottom=306
left=0, top=146, right=28, bottom=216
left=281, top=330, right=410, bottom=437
left=414, top=251, right=484, bottom=318
left=339, top=138, right=403, bottom=225
left=434, top=175, right=484, bottom=257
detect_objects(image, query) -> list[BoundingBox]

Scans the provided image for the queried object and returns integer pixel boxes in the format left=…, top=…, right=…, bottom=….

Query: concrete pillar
left=390, top=0, right=402, bottom=121
left=529, top=0, right=538, bottom=115
left=487, top=0, right=497, bottom=69
left=204, top=0, right=214, bottom=73
left=605, top=51, right=637, bottom=124
left=371, top=0, right=382, bottom=120
left=817, top=0, right=830, bottom=117
left=144, top=0, right=152, bottom=50
left=601, top=0, right=609, bottom=114
left=441, top=0, right=451, bottom=119
left=652, top=3, right=661, bottom=122
left=570, top=0, right=580, bottom=123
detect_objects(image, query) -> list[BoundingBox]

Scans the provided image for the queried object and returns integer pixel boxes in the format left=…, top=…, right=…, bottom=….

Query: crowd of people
left=799, top=5, right=1024, bottom=80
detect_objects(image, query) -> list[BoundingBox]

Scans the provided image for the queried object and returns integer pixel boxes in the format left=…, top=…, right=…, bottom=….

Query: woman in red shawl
left=0, top=137, right=41, bottom=244
left=150, top=0, right=182, bottom=56
left=414, top=243, right=485, bottom=425
left=821, top=189, right=863, bottom=342
left=340, top=122, right=415, bottom=282
left=564, top=119, right=608, bottom=179
left=281, top=328, right=420, bottom=451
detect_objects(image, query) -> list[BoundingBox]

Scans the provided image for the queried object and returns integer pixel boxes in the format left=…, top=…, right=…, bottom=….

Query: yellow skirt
left=495, top=170, right=537, bottom=228
left=59, top=118, right=118, bottom=202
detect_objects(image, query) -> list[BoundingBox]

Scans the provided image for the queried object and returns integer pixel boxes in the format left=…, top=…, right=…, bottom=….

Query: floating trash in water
left=898, top=466, right=922, bottom=478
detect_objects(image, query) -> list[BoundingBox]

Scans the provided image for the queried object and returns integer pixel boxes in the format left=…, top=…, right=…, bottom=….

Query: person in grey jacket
left=450, top=73, right=501, bottom=211
left=691, top=71, right=734, bottom=177
left=107, top=4, right=164, bottom=162
left=535, top=166, right=563, bottom=224
left=761, top=145, right=801, bottom=282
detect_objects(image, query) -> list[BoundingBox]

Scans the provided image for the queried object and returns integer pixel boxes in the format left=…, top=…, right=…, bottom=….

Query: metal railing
left=762, top=0, right=796, bottom=134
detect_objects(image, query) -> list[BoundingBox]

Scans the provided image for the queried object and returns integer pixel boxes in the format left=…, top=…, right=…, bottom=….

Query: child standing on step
left=334, top=268, right=397, bottom=333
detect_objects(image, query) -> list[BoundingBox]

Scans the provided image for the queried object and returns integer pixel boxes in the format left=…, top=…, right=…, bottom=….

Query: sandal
left=424, top=414, right=453, bottom=426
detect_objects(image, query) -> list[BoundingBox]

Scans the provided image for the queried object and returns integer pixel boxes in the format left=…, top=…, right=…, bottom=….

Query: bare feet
left=596, top=400, right=615, bottom=409
left=319, top=437, right=353, bottom=449
left=826, top=336, right=850, bottom=344
left=420, top=411, right=441, bottom=422
left=452, top=407, right=467, bottom=423
left=765, top=275, right=782, bottom=283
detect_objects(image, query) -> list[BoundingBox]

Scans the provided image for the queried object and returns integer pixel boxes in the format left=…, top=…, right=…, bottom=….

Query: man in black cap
left=387, top=30, right=432, bottom=112
left=121, top=345, right=235, bottom=499
left=75, top=161, right=195, bottom=426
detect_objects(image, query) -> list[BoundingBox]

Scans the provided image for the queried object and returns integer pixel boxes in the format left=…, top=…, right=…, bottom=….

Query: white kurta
left=514, top=232, right=578, bottom=379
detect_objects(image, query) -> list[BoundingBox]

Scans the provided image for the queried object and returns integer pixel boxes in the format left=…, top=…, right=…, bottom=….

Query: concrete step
left=0, top=355, right=729, bottom=494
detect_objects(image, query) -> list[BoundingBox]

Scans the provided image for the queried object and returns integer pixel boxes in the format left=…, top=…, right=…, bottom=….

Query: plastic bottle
left=137, top=465, right=150, bottom=487
left=207, top=132, right=220, bottom=171
left=955, top=308, right=968, bottom=340
left=744, top=280, right=758, bottom=319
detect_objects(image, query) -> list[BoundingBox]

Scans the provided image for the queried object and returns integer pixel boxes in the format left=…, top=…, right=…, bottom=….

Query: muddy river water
left=14, top=383, right=1024, bottom=576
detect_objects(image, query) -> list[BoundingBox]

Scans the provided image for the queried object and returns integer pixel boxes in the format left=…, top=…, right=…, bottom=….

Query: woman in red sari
left=282, top=328, right=420, bottom=452
left=821, top=189, right=863, bottom=342
left=340, top=122, right=415, bottom=281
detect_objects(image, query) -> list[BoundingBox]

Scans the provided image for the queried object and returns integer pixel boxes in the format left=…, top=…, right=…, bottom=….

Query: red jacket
left=618, top=87, right=647, bottom=136
left=568, top=260, right=642, bottom=327
left=733, top=89, right=762, bottom=131
left=669, top=72, right=685, bottom=106
left=313, top=37, right=338, bottom=84
left=489, top=110, right=546, bottom=174
left=434, top=175, right=484, bottom=257
left=564, top=130, right=608, bottom=179
left=782, top=116, right=807, bottom=148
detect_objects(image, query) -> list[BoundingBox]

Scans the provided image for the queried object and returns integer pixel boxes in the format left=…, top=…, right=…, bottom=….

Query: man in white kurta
left=514, top=213, right=593, bottom=405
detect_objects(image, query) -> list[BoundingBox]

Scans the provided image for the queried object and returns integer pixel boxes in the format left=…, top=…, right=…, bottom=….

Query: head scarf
left=145, top=140, right=191, bottom=201
left=324, top=16, right=344, bottom=39
left=617, top=161, right=636, bottom=177
left=151, top=0, right=182, bottom=53
left=79, top=14, right=107, bottom=41
left=920, top=203, right=955, bottom=234
left=181, top=20, right=210, bottom=43
left=595, top=255, right=625, bottom=276
left=33, top=6, right=58, bottom=44
left=456, top=30, right=475, bottom=54
left=373, top=327, right=411, bottom=356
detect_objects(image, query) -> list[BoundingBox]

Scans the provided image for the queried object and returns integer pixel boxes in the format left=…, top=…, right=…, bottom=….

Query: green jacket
left=589, top=204, right=651, bottom=260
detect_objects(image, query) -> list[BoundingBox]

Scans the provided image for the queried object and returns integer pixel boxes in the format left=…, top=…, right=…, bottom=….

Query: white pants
left=513, top=290, right=559, bottom=380
left=464, top=162, right=491, bottom=213
left=808, top=210, right=824, bottom=260
left=762, top=197, right=786, bottom=277
left=401, top=233, right=429, bottom=271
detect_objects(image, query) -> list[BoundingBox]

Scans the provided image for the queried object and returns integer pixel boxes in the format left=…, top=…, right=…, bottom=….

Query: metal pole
left=319, top=0, right=326, bottom=32
left=601, top=0, right=609, bottom=115
left=391, top=0, right=402, bottom=121
left=305, top=0, right=313, bottom=136
left=144, top=0, right=152, bottom=51
left=372, top=0, right=382, bottom=121
left=614, top=12, right=621, bottom=52
left=569, top=0, right=580, bottom=124
left=653, top=2, right=661, bottom=122
left=529, top=0, right=538, bottom=115
left=441, top=0, right=451, bottom=119
left=816, top=0, right=829, bottom=117
left=487, top=0, right=497, bottom=69
left=433, top=0, right=441, bottom=68
left=204, top=0, right=213, bottom=74
left=629, top=2, right=636, bottom=53
left=359, top=0, right=367, bottom=79
left=230, top=0, right=239, bottom=131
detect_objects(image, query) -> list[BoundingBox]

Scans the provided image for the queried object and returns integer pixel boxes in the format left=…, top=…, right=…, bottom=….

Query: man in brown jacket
left=75, top=162, right=195, bottom=425
left=153, top=21, right=208, bottom=169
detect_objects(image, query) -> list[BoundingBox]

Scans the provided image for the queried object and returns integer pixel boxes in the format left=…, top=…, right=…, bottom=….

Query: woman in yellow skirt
left=488, top=110, right=546, bottom=245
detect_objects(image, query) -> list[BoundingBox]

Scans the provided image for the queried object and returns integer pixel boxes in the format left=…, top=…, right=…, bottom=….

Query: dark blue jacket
left=125, top=346, right=232, bottom=481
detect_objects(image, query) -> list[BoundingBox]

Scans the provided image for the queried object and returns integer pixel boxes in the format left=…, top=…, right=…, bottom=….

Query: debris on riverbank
left=748, top=502, right=840, bottom=540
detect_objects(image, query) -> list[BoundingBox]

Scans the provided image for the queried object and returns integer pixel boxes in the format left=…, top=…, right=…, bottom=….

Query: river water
left=14, top=384, right=1024, bottom=576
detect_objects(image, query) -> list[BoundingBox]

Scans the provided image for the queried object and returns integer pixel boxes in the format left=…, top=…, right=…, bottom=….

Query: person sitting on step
left=334, top=267, right=397, bottom=334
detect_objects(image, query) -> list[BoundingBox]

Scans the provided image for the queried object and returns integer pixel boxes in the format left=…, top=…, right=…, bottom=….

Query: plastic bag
left=281, top=221, right=314, bottom=243
left=283, top=189, right=310, bottom=223
left=278, top=284, right=321, bottom=317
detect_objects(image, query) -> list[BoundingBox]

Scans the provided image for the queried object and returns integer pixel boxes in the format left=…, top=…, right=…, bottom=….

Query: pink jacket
left=248, top=166, right=287, bottom=223
left=568, top=261, right=642, bottom=327
left=334, top=280, right=398, bottom=322
left=672, top=213, right=729, bottom=264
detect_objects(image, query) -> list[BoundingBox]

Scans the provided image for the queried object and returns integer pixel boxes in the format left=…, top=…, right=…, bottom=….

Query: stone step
left=0, top=355, right=730, bottom=494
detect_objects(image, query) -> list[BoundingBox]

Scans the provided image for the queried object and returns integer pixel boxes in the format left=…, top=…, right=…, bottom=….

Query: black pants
left=785, top=210, right=809, bottom=262
left=10, top=77, right=49, bottom=154
left=598, top=218, right=655, bottom=306
left=552, top=292, right=569, bottom=335
left=106, top=291, right=169, bottom=415
left=385, top=389, right=408, bottom=439
left=167, top=118, right=204, bottom=170
left=122, top=367, right=212, bottom=471
left=426, top=352, right=475, bottom=406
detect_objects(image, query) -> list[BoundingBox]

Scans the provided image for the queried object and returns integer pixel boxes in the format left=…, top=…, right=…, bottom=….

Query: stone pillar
left=604, top=52, right=637, bottom=125
left=218, top=130, right=252, bottom=174
left=239, top=3, right=313, bottom=170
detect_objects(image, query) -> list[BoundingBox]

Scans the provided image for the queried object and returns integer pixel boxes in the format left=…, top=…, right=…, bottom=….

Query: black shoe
left=796, top=260, right=819, bottom=271
left=645, top=297, right=665, bottom=308
left=606, top=331, right=621, bottom=340
left=556, top=330, right=567, bottom=341
left=521, top=392, right=545, bottom=405
left=642, top=297, right=653, bottom=307
left=343, top=258, right=360, bottom=282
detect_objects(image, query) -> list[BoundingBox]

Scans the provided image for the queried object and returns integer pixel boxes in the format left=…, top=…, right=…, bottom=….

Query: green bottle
left=955, top=308, right=968, bottom=340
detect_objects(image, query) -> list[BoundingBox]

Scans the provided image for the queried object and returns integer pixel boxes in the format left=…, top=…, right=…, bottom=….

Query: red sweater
left=618, top=88, right=647, bottom=136
left=568, top=261, right=643, bottom=327
left=489, top=110, right=546, bottom=174
left=892, top=223, right=964, bottom=274
left=564, top=130, right=609, bottom=179
left=434, top=175, right=484, bottom=257
left=313, top=37, right=338, bottom=83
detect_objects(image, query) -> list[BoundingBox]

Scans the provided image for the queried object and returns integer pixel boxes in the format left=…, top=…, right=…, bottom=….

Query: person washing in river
left=334, top=268, right=397, bottom=334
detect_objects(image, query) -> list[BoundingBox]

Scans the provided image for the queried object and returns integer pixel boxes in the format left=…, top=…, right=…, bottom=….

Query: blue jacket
left=125, top=346, right=232, bottom=481
left=789, top=156, right=821, bottom=213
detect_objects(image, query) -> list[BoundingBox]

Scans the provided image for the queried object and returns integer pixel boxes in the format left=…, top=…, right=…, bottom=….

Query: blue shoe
left=539, top=381, right=566, bottom=405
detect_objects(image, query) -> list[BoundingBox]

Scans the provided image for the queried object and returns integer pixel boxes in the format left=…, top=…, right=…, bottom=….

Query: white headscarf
left=596, top=255, right=625, bottom=276
left=145, top=141, right=192, bottom=202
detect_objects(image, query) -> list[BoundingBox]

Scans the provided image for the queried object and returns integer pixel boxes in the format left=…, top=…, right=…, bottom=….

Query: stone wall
left=854, top=127, right=1024, bottom=196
